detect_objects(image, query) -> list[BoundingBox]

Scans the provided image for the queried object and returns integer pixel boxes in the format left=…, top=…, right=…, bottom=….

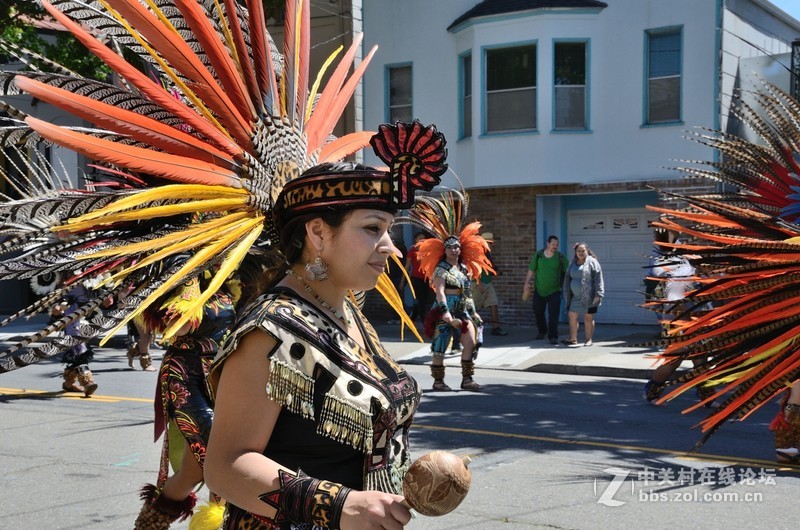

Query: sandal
left=560, top=339, right=577, bottom=345
left=460, top=379, right=481, bottom=392
left=584, top=340, right=593, bottom=347
left=126, top=342, right=138, bottom=368
left=431, top=380, right=452, bottom=392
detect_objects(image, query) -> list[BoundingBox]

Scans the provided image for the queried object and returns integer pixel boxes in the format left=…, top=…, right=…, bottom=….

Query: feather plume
left=0, top=0, right=389, bottom=372
left=647, top=81, right=800, bottom=447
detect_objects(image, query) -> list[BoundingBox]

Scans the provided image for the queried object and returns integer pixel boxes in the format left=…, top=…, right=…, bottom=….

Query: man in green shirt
left=524, top=236, right=569, bottom=344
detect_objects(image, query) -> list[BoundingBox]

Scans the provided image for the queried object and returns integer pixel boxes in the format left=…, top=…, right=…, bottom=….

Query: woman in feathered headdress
left=396, top=187, right=494, bottom=392
left=204, top=121, right=448, bottom=529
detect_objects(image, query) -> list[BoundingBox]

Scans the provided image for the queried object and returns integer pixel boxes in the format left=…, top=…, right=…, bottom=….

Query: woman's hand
left=592, top=296, right=601, bottom=307
left=340, top=490, right=412, bottom=530
left=451, top=318, right=462, bottom=329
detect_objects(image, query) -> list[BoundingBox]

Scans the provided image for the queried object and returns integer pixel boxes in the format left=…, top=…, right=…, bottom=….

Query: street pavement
left=2, top=315, right=666, bottom=382
left=3, top=316, right=799, bottom=529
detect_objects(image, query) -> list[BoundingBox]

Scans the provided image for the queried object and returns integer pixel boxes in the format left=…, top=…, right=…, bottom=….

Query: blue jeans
left=533, top=290, right=562, bottom=339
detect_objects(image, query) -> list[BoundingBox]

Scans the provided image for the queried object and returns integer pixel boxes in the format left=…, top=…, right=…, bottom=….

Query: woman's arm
left=592, top=259, right=605, bottom=303
left=205, top=330, right=285, bottom=516
left=205, top=330, right=411, bottom=530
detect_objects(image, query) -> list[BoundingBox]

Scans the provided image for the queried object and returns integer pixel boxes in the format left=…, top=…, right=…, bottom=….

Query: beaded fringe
left=268, top=360, right=375, bottom=454
left=318, top=393, right=374, bottom=453
left=266, top=360, right=315, bottom=419
left=365, top=457, right=409, bottom=495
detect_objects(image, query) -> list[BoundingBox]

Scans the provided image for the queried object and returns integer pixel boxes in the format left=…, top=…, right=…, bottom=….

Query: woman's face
left=445, top=243, right=461, bottom=261
left=575, top=244, right=588, bottom=260
left=320, top=209, right=400, bottom=291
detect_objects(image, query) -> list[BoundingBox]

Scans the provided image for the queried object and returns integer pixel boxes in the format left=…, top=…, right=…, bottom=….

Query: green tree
left=0, top=1, right=110, bottom=80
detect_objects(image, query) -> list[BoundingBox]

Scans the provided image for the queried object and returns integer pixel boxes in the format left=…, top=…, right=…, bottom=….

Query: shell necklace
left=286, top=269, right=353, bottom=326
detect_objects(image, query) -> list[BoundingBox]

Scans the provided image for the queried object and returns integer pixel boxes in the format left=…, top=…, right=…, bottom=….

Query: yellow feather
left=99, top=216, right=263, bottom=345
left=188, top=500, right=226, bottom=530
left=376, top=271, right=423, bottom=343
left=98, top=213, right=263, bottom=287
left=161, top=219, right=263, bottom=339
left=77, top=211, right=252, bottom=259
left=60, top=197, right=250, bottom=231
left=59, top=185, right=248, bottom=225
left=305, top=47, right=343, bottom=121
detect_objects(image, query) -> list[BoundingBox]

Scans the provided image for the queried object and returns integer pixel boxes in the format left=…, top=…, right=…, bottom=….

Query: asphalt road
left=1, top=344, right=799, bottom=529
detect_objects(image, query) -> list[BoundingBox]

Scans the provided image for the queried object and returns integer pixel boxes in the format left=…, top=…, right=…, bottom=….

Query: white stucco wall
left=362, top=0, right=799, bottom=189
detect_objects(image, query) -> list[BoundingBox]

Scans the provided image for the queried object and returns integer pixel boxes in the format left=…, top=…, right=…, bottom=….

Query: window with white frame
left=486, top=44, right=536, bottom=133
left=646, top=28, right=681, bottom=124
left=388, top=65, right=412, bottom=123
left=461, top=53, right=472, bottom=138
left=554, top=41, right=587, bottom=130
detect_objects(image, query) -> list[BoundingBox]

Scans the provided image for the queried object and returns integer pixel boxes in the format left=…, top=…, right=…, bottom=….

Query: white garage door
left=568, top=208, right=656, bottom=325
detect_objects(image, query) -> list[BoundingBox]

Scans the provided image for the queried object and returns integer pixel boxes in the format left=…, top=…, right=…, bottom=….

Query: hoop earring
left=305, top=256, right=328, bottom=281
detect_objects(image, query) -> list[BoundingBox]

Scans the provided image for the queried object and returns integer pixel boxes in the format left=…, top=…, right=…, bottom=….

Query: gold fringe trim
left=366, top=457, right=408, bottom=494
left=318, top=393, right=374, bottom=453
left=266, top=360, right=315, bottom=419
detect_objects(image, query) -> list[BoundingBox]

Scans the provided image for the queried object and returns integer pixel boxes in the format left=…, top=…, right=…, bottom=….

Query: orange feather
left=15, top=76, right=236, bottom=168
left=244, top=0, right=279, bottom=113
left=173, top=0, right=256, bottom=121
left=40, top=0, right=243, bottom=160
left=317, top=131, right=375, bottom=163
left=26, top=117, right=241, bottom=188
left=105, top=0, right=252, bottom=143
left=305, top=33, right=366, bottom=151
left=223, top=0, right=261, bottom=112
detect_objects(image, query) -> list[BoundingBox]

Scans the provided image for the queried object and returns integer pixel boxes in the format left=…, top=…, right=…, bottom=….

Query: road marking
left=3, top=386, right=797, bottom=471
left=413, top=424, right=800, bottom=471
left=0, top=387, right=152, bottom=403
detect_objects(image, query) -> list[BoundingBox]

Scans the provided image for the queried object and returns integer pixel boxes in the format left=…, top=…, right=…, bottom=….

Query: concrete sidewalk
left=374, top=322, right=666, bottom=380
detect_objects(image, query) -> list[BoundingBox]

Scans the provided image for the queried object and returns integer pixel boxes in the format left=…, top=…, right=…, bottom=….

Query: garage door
left=567, top=208, right=656, bottom=325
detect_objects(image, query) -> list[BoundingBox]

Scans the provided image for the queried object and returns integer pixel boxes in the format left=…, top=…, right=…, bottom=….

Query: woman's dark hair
left=239, top=161, right=396, bottom=307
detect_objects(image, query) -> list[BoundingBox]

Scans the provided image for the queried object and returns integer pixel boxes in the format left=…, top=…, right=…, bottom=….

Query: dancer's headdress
left=646, top=80, right=800, bottom=446
left=396, top=185, right=494, bottom=281
left=0, top=0, right=446, bottom=372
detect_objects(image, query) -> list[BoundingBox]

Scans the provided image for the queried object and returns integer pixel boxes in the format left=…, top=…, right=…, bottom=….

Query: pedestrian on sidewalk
left=562, top=242, right=604, bottom=347
left=524, top=236, right=568, bottom=345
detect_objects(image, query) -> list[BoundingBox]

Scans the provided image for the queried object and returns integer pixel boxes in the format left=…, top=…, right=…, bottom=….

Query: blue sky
left=769, top=0, right=800, bottom=21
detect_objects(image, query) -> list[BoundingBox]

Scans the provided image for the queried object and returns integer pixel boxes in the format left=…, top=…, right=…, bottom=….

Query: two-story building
left=361, top=0, right=800, bottom=325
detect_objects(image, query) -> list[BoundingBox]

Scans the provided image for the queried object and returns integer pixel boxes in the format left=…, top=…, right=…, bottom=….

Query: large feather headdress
left=0, top=0, right=446, bottom=372
left=646, top=81, right=800, bottom=447
left=395, top=185, right=494, bottom=282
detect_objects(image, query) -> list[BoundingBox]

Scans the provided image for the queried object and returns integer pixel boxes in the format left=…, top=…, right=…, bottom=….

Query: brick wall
left=362, top=177, right=715, bottom=327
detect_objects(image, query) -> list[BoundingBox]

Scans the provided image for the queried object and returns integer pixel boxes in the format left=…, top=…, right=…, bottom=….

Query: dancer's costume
left=396, top=187, right=494, bottom=390
left=148, top=276, right=238, bottom=483
left=58, top=282, right=99, bottom=396
left=214, top=288, right=422, bottom=529
left=0, top=0, right=438, bottom=526
left=643, top=81, right=800, bottom=456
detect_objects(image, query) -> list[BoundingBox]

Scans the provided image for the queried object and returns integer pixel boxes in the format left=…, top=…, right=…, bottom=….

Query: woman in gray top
left=562, top=243, right=604, bottom=346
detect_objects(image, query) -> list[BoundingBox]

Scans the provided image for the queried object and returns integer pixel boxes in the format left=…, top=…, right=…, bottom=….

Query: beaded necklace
left=286, top=269, right=353, bottom=326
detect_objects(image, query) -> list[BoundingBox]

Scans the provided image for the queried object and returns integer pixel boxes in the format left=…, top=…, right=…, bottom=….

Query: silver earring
left=305, top=256, right=328, bottom=281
